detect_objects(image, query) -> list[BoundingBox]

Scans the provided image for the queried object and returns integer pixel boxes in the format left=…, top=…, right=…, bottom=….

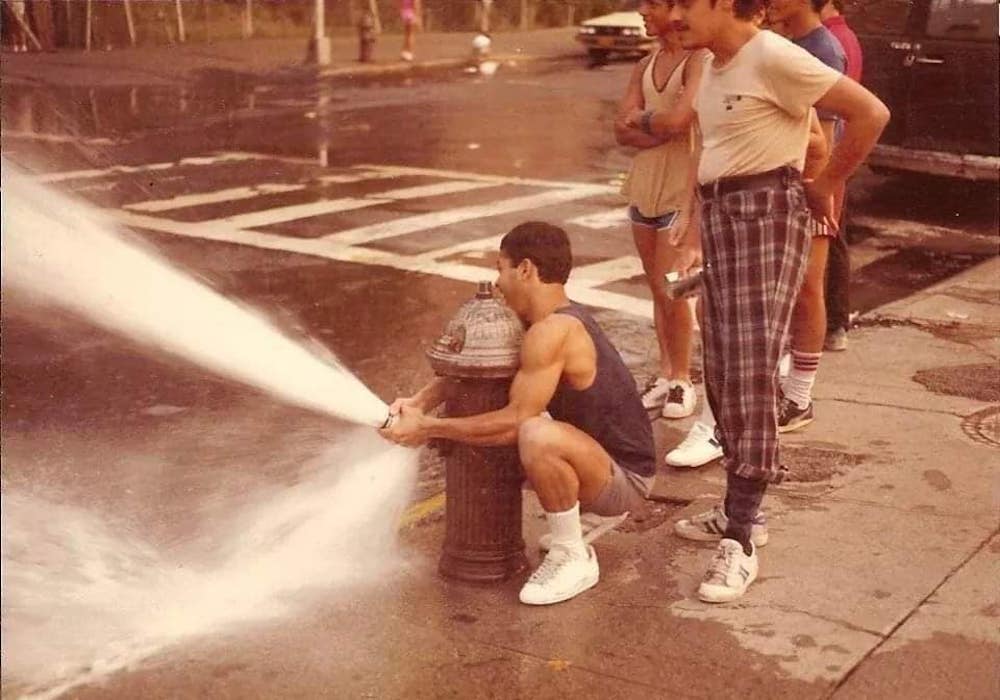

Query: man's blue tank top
left=547, top=303, right=656, bottom=478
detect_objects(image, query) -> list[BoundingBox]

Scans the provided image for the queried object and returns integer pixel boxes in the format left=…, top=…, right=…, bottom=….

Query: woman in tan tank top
left=614, top=0, right=706, bottom=422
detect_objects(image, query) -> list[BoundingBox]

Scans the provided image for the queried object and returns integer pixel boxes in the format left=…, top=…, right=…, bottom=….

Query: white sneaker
left=673, top=503, right=769, bottom=547
left=661, top=380, right=696, bottom=419
left=640, top=377, right=671, bottom=410
left=664, top=421, right=723, bottom=468
left=519, top=545, right=599, bottom=606
left=698, top=538, right=758, bottom=603
left=538, top=511, right=628, bottom=551
left=400, top=50, right=414, bottom=62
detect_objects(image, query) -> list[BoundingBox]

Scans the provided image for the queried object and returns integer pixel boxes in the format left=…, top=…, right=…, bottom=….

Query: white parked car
left=576, top=10, right=653, bottom=64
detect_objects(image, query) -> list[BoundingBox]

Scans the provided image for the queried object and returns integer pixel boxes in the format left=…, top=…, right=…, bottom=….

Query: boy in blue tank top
left=382, top=222, right=655, bottom=606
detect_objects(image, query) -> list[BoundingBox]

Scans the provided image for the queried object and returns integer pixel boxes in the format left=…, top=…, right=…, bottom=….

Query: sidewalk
left=0, top=27, right=580, bottom=88
left=379, top=258, right=999, bottom=699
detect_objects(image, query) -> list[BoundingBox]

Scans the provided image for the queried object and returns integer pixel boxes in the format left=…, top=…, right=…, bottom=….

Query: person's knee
left=517, top=416, right=555, bottom=468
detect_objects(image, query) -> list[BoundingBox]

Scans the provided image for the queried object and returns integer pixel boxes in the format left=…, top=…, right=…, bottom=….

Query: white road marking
left=3, top=130, right=116, bottom=146
left=325, top=186, right=609, bottom=246
left=219, top=197, right=390, bottom=229
left=124, top=183, right=306, bottom=212
left=316, top=170, right=399, bottom=184
left=359, top=163, right=620, bottom=193
left=35, top=153, right=261, bottom=183
left=571, top=256, right=645, bottom=289
left=375, top=180, right=496, bottom=200
left=111, top=210, right=652, bottom=318
left=568, top=208, right=629, bottom=230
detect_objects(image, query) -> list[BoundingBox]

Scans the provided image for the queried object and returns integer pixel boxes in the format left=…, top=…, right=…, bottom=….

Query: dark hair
left=732, top=0, right=768, bottom=20
left=500, top=222, right=572, bottom=284
left=809, top=0, right=826, bottom=12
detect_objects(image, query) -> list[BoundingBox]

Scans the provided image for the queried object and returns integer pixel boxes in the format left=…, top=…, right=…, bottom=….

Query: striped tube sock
left=782, top=350, right=822, bottom=409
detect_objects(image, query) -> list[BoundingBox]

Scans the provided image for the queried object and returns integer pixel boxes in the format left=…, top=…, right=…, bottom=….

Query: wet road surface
left=2, top=56, right=997, bottom=697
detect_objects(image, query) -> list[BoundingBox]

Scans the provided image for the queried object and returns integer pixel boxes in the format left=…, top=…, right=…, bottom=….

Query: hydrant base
left=438, top=549, right=528, bottom=583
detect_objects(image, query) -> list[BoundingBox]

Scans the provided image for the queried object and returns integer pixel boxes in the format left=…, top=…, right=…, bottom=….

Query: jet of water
left=0, top=159, right=389, bottom=428
left=2, top=431, right=419, bottom=699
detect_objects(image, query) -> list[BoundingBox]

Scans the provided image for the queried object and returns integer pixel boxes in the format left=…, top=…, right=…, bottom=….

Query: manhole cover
left=912, top=363, right=1000, bottom=402
left=961, top=405, right=1000, bottom=448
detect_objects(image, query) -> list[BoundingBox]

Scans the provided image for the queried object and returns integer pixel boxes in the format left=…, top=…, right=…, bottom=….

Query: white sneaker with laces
left=538, top=512, right=628, bottom=551
left=698, top=538, right=758, bottom=603
left=519, top=545, right=599, bottom=606
left=664, top=421, right=723, bottom=468
left=673, top=503, right=769, bottom=547
left=661, top=380, right=696, bottom=419
left=640, top=377, right=671, bottom=411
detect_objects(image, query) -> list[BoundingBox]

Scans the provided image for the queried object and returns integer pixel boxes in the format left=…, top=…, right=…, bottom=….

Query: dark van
left=847, top=0, right=999, bottom=181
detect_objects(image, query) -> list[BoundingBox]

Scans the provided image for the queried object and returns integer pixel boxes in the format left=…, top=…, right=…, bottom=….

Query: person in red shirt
left=821, top=0, right=863, bottom=81
left=820, top=0, right=864, bottom=351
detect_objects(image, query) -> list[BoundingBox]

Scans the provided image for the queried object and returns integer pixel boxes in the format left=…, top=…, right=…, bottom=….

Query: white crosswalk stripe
left=124, top=183, right=306, bottom=213
left=36, top=152, right=651, bottom=317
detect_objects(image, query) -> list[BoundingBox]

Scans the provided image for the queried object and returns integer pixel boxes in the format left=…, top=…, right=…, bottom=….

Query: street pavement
left=2, top=30, right=998, bottom=700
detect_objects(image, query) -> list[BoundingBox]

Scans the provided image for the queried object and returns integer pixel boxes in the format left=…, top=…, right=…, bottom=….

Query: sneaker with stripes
left=673, top=503, right=769, bottom=547
left=698, top=538, right=758, bottom=603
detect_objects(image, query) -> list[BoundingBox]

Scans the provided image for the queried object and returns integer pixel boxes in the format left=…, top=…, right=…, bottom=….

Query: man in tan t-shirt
left=667, top=0, right=888, bottom=603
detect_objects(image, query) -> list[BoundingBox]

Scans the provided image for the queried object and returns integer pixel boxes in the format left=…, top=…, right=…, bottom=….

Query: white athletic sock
left=782, top=350, right=822, bottom=409
left=545, top=502, right=587, bottom=557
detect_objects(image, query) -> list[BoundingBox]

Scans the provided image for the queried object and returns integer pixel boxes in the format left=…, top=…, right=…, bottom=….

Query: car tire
left=588, top=49, right=610, bottom=67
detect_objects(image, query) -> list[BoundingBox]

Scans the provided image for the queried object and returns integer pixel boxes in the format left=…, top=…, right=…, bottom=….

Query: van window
left=844, top=0, right=913, bottom=36
left=926, top=0, right=999, bottom=40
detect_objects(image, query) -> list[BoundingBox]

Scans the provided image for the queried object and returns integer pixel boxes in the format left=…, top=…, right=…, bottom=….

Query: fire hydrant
left=426, top=281, right=528, bottom=583
left=358, top=11, right=377, bottom=63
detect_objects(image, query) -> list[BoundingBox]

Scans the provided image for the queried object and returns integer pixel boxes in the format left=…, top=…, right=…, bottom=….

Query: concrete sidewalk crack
left=824, top=528, right=1000, bottom=699
left=819, top=397, right=969, bottom=418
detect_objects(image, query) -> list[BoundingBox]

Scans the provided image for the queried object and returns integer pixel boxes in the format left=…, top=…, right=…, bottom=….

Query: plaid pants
left=701, top=171, right=812, bottom=483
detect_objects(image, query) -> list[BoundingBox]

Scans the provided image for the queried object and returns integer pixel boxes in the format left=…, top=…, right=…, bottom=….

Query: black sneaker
left=777, top=396, right=814, bottom=433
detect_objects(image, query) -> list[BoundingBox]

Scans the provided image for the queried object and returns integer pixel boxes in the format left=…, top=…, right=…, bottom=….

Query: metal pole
left=84, top=0, right=92, bottom=51
left=244, top=0, right=253, bottom=38
left=175, top=0, right=186, bottom=43
left=123, top=0, right=136, bottom=46
left=308, top=0, right=331, bottom=65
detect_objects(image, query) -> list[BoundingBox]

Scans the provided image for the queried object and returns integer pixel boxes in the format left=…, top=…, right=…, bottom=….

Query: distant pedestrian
left=767, top=0, right=846, bottom=432
left=821, top=0, right=864, bottom=352
left=399, top=0, right=421, bottom=62
left=616, top=0, right=707, bottom=422
left=669, top=0, right=888, bottom=603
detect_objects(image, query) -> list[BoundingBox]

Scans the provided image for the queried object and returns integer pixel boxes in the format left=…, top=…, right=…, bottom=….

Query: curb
left=317, top=51, right=579, bottom=79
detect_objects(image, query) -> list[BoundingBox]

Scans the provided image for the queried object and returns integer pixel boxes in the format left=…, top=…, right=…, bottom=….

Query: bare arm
left=803, top=109, right=830, bottom=181
left=381, top=318, right=570, bottom=447
left=807, top=76, right=890, bottom=225
left=615, top=55, right=666, bottom=149
left=387, top=375, right=451, bottom=416
left=645, top=50, right=707, bottom=138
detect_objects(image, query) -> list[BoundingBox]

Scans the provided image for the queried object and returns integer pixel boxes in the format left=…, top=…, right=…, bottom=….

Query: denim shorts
left=628, top=206, right=679, bottom=232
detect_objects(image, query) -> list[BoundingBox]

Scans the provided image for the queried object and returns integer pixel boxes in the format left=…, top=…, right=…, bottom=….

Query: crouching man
left=380, top=222, right=656, bottom=606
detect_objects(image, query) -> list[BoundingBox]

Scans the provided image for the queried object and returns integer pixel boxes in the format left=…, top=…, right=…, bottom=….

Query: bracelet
left=639, top=110, right=654, bottom=135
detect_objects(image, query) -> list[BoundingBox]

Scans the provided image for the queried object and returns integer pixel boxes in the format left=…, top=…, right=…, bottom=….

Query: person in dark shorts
left=768, top=0, right=847, bottom=431
left=668, top=0, right=888, bottom=602
left=381, top=222, right=656, bottom=606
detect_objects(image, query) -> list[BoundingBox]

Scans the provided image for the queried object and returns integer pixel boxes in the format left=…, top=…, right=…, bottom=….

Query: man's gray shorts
left=586, top=461, right=655, bottom=517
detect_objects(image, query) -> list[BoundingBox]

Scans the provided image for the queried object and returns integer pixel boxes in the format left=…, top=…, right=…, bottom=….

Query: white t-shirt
left=694, top=30, right=842, bottom=185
